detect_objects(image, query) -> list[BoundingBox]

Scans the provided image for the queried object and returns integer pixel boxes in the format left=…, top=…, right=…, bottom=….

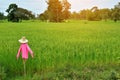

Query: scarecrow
left=16, top=36, right=34, bottom=76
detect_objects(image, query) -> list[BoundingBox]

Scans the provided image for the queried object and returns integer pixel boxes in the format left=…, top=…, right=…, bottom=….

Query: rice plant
left=0, top=20, right=120, bottom=79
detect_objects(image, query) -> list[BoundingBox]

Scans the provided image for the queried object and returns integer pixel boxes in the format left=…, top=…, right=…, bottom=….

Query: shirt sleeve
left=27, top=44, right=33, bottom=55
left=17, top=45, right=21, bottom=58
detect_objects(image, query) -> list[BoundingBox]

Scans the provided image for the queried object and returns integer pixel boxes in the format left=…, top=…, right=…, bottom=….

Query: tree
left=6, top=4, right=18, bottom=13
left=61, top=0, right=71, bottom=20
left=70, top=7, right=112, bottom=21
left=0, top=12, right=5, bottom=20
left=6, top=4, right=18, bottom=22
left=38, top=10, right=49, bottom=21
left=79, top=9, right=91, bottom=20
left=70, top=11, right=80, bottom=20
left=99, top=8, right=111, bottom=21
left=46, top=0, right=71, bottom=22
left=111, top=2, right=120, bottom=22
left=16, top=8, right=35, bottom=20
left=88, top=6, right=101, bottom=21
left=46, top=0, right=63, bottom=22
left=6, top=3, right=35, bottom=22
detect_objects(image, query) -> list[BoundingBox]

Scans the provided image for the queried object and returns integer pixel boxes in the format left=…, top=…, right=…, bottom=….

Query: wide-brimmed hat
left=18, top=36, right=28, bottom=43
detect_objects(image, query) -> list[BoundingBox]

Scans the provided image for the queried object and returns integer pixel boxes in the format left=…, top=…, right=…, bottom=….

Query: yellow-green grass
left=0, top=20, right=120, bottom=79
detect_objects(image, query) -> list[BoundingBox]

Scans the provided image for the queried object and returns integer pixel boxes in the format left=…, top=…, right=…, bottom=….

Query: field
left=0, top=20, right=120, bottom=80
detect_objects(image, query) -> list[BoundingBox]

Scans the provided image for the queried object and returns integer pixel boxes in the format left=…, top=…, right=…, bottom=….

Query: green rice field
left=0, top=20, right=120, bottom=80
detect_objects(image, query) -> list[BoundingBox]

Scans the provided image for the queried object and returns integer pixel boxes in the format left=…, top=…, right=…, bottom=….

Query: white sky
left=0, top=0, right=119, bottom=15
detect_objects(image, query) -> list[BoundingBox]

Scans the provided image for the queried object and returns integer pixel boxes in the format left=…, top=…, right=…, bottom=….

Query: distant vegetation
left=5, top=4, right=35, bottom=22
left=38, top=0, right=71, bottom=22
left=0, top=1, right=120, bottom=22
left=0, top=12, right=6, bottom=20
left=70, top=3, right=120, bottom=22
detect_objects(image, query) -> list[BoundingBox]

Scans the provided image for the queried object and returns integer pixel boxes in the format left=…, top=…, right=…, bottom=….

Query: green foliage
left=42, top=0, right=71, bottom=22
left=111, top=2, right=120, bottom=22
left=6, top=4, right=18, bottom=13
left=105, top=71, right=120, bottom=80
left=47, top=0, right=63, bottom=22
left=70, top=2, right=120, bottom=22
left=111, top=7, right=120, bottom=22
left=70, top=11, right=80, bottom=20
left=6, top=4, right=19, bottom=22
left=71, top=6, right=107, bottom=21
left=0, top=21, right=120, bottom=79
left=6, top=4, right=35, bottom=22
left=0, top=12, right=5, bottom=20
left=17, top=8, right=35, bottom=20
left=99, top=8, right=111, bottom=21
left=38, top=10, right=49, bottom=21
left=61, top=0, right=71, bottom=20
left=0, top=66, right=6, bottom=80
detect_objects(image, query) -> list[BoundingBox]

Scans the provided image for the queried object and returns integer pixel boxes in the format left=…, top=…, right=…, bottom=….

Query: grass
left=0, top=20, right=120, bottom=79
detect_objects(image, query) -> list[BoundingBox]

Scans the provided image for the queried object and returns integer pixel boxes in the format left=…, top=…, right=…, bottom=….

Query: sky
left=0, top=0, right=120, bottom=16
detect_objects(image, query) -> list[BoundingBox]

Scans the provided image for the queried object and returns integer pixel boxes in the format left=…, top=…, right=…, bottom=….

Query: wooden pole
left=23, top=60, right=26, bottom=77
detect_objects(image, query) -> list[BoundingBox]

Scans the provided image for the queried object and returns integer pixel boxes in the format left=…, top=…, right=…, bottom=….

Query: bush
left=0, top=65, right=6, bottom=80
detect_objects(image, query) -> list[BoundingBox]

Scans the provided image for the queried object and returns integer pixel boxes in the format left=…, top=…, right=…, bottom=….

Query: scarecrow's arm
left=27, top=44, right=34, bottom=58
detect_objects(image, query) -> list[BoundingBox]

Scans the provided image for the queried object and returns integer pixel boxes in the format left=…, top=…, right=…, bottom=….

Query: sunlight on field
left=0, top=20, right=120, bottom=79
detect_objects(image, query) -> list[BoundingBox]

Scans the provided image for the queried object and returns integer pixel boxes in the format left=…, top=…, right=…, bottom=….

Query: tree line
left=0, top=0, right=120, bottom=22
left=70, top=5, right=120, bottom=22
